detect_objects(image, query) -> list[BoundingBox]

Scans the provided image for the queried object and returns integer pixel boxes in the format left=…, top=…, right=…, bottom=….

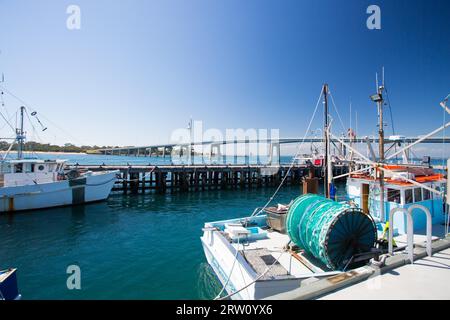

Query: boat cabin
left=347, top=165, right=446, bottom=234
left=0, top=159, right=66, bottom=187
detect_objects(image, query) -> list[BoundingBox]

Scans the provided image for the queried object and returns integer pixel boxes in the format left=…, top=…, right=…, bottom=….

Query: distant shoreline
left=0, top=151, right=87, bottom=156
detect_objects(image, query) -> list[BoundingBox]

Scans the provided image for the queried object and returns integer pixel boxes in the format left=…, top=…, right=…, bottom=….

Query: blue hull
left=0, top=269, right=20, bottom=300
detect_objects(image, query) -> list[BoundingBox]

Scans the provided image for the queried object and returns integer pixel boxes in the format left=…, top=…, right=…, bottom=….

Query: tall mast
left=17, top=106, right=25, bottom=160
left=323, top=84, right=330, bottom=198
left=371, top=76, right=385, bottom=221
left=378, top=84, right=385, bottom=222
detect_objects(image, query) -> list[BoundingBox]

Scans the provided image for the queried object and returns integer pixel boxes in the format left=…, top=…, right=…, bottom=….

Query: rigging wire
left=216, top=249, right=287, bottom=300
left=0, top=84, right=85, bottom=146
left=250, top=88, right=324, bottom=217
left=0, top=108, right=15, bottom=133
left=328, top=89, right=347, bottom=134
left=384, top=86, right=396, bottom=136
left=0, top=110, right=18, bottom=133
left=219, top=88, right=326, bottom=300
left=0, top=89, right=11, bottom=122
left=442, top=100, right=449, bottom=236
left=383, top=86, right=399, bottom=162
left=24, top=108, right=45, bottom=158
left=214, top=236, right=241, bottom=300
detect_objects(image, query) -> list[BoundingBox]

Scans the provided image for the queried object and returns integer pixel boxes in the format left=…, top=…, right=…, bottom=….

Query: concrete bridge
left=93, top=136, right=450, bottom=160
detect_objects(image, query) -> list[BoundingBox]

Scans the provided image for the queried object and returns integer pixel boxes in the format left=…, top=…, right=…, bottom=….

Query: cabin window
left=37, top=165, right=45, bottom=172
left=14, top=164, right=23, bottom=173
left=387, top=189, right=401, bottom=203
left=405, top=189, right=413, bottom=204
left=423, top=188, right=431, bottom=201
left=25, top=163, right=33, bottom=173
left=414, top=188, right=422, bottom=202
left=0, top=164, right=12, bottom=174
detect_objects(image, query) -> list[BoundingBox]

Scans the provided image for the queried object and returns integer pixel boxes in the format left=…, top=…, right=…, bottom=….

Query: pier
left=77, top=163, right=348, bottom=194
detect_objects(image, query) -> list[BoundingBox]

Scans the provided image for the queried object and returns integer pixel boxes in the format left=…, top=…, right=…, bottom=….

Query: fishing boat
left=201, top=81, right=450, bottom=300
left=0, top=268, right=20, bottom=300
left=0, top=106, right=119, bottom=213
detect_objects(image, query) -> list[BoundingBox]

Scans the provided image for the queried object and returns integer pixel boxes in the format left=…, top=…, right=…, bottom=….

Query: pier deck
left=75, top=164, right=348, bottom=194
left=319, top=248, right=450, bottom=300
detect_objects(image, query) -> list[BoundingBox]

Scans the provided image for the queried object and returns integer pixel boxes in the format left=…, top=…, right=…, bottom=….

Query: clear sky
left=0, top=0, right=449, bottom=153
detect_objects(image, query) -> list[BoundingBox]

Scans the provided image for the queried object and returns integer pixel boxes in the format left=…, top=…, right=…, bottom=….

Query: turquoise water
left=0, top=187, right=303, bottom=300
left=13, top=153, right=294, bottom=166
left=0, top=153, right=445, bottom=299
left=0, top=153, right=306, bottom=299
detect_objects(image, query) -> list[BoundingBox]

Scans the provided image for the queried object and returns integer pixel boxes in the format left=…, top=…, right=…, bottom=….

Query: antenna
left=30, top=111, right=47, bottom=131
left=382, top=66, right=385, bottom=88
left=349, top=99, right=352, bottom=130
left=375, top=72, right=379, bottom=91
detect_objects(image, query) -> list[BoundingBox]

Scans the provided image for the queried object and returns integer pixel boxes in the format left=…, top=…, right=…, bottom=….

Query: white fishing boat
left=0, top=106, right=119, bottom=213
left=201, top=82, right=450, bottom=300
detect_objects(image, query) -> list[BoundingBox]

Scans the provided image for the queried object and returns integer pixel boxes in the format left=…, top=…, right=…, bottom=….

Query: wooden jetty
left=76, top=164, right=348, bottom=195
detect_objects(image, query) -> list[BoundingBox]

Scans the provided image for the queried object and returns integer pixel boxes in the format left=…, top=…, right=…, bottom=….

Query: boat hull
left=0, top=171, right=118, bottom=213
left=0, top=269, right=20, bottom=300
left=201, top=221, right=305, bottom=300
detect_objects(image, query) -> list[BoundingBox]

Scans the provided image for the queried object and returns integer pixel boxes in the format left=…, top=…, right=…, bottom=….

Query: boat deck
left=230, top=229, right=326, bottom=279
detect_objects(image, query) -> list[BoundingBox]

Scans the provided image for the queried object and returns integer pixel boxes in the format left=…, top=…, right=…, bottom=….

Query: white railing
left=388, top=205, right=432, bottom=263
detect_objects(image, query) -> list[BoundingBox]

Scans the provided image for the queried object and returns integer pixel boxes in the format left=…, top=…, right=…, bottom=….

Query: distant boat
left=0, top=268, right=20, bottom=300
left=0, top=107, right=119, bottom=213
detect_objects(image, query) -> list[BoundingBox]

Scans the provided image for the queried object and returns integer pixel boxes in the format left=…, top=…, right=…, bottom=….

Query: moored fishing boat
left=0, top=107, right=119, bottom=213
left=201, top=82, right=450, bottom=300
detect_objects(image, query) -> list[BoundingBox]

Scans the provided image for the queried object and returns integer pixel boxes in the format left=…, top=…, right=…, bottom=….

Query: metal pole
left=323, top=84, right=330, bottom=198
left=17, top=106, right=25, bottom=159
left=378, top=85, right=385, bottom=222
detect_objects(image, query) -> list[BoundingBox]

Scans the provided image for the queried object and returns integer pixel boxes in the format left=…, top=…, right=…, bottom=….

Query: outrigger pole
left=331, top=94, right=450, bottom=200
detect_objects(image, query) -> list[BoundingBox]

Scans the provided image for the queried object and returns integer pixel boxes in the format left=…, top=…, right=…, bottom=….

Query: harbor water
left=0, top=153, right=302, bottom=299
left=1, top=153, right=444, bottom=299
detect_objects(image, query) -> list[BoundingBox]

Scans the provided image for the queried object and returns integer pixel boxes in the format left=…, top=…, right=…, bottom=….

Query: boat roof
left=350, top=174, right=445, bottom=187
left=1, top=159, right=67, bottom=164
left=349, top=164, right=446, bottom=188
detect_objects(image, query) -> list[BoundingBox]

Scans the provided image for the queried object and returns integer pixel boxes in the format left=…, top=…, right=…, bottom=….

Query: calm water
left=0, top=186, right=306, bottom=300
left=0, top=153, right=305, bottom=300
left=17, top=153, right=295, bottom=166
left=0, top=153, right=443, bottom=299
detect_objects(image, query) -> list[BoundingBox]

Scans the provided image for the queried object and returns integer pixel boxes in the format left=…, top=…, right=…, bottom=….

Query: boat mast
left=16, top=106, right=25, bottom=160
left=371, top=74, right=385, bottom=221
left=323, top=84, right=330, bottom=198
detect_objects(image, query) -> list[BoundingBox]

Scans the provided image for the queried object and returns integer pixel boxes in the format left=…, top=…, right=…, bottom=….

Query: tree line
left=0, top=141, right=119, bottom=153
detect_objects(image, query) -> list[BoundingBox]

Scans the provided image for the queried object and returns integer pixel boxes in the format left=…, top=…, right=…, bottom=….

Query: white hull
left=201, top=217, right=321, bottom=300
left=0, top=171, right=118, bottom=213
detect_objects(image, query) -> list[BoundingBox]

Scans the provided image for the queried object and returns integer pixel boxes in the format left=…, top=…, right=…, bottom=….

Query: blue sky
left=0, top=0, right=449, bottom=152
